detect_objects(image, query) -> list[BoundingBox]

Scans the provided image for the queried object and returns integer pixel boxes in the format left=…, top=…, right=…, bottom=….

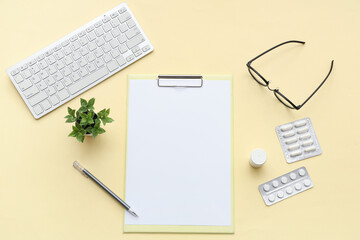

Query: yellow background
left=0, top=0, right=359, bottom=239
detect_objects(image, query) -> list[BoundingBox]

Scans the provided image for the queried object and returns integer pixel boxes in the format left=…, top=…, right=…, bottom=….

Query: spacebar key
left=68, top=67, right=108, bottom=95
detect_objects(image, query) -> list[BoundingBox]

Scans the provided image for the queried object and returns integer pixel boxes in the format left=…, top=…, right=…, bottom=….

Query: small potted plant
left=65, top=98, right=114, bottom=143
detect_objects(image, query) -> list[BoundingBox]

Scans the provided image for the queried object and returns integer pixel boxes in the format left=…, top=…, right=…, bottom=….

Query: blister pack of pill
left=276, top=117, right=322, bottom=163
left=259, top=167, right=313, bottom=206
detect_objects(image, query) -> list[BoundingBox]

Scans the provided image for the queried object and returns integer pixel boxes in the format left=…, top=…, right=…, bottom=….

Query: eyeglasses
left=246, top=40, right=334, bottom=110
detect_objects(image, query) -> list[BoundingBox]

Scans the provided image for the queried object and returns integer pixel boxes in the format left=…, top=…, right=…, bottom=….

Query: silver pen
left=73, top=161, right=138, bottom=217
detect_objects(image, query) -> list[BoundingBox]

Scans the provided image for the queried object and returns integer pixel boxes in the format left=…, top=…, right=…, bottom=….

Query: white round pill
left=250, top=149, right=267, bottom=168
left=286, top=187, right=293, bottom=194
left=272, top=180, right=279, bottom=188
left=290, top=172, right=297, bottom=180
left=268, top=194, right=275, bottom=202
left=281, top=176, right=288, bottom=184
left=277, top=191, right=284, bottom=198
left=298, top=169, right=306, bottom=176
left=304, top=179, right=311, bottom=187
left=295, top=183, right=302, bottom=191
left=263, top=184, right=270, bottom=192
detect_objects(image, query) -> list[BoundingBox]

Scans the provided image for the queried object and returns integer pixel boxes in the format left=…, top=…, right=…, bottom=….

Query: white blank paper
left=125, top=78, right=232, bottom=227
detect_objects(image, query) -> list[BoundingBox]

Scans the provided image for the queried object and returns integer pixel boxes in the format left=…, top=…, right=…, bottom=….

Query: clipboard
left=123, top=74, right=234, bottom=233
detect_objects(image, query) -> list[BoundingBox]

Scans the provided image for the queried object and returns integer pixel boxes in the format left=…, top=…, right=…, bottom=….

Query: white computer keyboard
left=6, top=3, right=153, bottom=119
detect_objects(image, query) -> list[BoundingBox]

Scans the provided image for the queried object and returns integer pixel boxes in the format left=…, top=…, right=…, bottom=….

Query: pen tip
left=128, top=208, right=138, bottom=217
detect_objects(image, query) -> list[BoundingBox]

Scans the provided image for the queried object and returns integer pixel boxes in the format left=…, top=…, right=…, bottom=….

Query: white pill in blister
left=288, top=143, right=300, bottom=151
left=272, top=180, right=279, bottom=188
left=304, top=146, right=316, bottom=153
left=280, top=124, right=293, bottom=132
left=285, top=137, right=297, bottom=145
left=304, top=179, right=311, bottom=187
left=302, top=139, right=314, bottom=147
left=281, top=176, right=288, bottom=184
left=295, top=183, right=302, bottom=191
left=294, top=120, right=307, bottom=128
left=277, top=191, right=284, bottom=198
left=299, top=132, right=311, bottom=140
left=286, top=186, right=293, bottom=194
left=297, top=126, right=309, bottom=134
left=263, top=184, right=270, bottom=192
left=283, top=130, right=295, bottom=138
left=290, top=150, right=302, bottom=157
left=268, top=194, right=275, bottom=202
left=298, top=168, right=306, bottom=176
left=290, top=172, right=297, bottom=180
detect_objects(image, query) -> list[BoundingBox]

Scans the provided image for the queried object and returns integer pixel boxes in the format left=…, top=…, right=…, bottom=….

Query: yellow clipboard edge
left=124, top=74, right=234, bottom=233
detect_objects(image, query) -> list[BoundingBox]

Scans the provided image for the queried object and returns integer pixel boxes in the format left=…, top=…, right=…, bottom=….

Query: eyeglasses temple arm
left=298, top=60, right=334, bottom=108
left=247, top=40, right=306, bottom=66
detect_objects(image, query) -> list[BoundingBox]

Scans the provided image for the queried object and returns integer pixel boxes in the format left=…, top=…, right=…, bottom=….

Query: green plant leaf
left=76, top=134, right=85, bottom=143
left=80, top=98, right=87, bottom=107
left=78, top=106, right=87, bottom=113
left=88, top=98, right=95, bottom=107
left=67, top=107, right=75, bottom=116
left=97, top=127, right=106, bottom=134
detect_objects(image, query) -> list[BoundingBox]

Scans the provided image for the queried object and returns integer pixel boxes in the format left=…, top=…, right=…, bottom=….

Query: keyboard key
left=94, top=48, right=103, bottom=58
left=118, top=12, right=131, bottom=23
left=126, top=34, right=145, bottom=49
left=87, top=31, right=96, bottom=42
left=102, top=15, right=111, bottom=23
left=58, top=89, right=70, bottom=101
left=50, top=95, right=60, bottom=105
left=63, top=46, right=72, bottom=55
left=72, top=51, right=82, bottom=61
left=95, top=58, right=105, bottom=68
left=20, top=64, right=28, bottom=71
left=11, top=69, right=20, bottom=76
left=45, top=49, right=53, bottom=57
left=79, top=36, right=89, bottom=46
left=64, top=56, right=73, bottom=65
left=33, top=105, right=43, bottom=115
left=46, top=76, right=56, bottom=86
left=62, top=67, right=72, bottom=76
left=55, top=61, right=65, bottom=70
left=70, top=35, right=78, bottom=42
left=28, top=91, right=48, bottom=106
left=30, top=75, right=41, bottom=84
left=79, top=58, right=88, bottom=67
left=23, top=69, right=32, bottom=79
left=132, top=46, right=140, bottom=53
left=95, top=28, right=104, bottom=37
left=102, top=43, right=112, bottom=53
left=70, top=62, right=80, bottom=72
left=127, top=19, right=136, bottom=28
left=110, top=39, right=119, bottom=48
left=80, top=46, right=90, bottom=55
left=64, top=78, right=73, bottom=86
left=142, top=45, right=150, bottom=52
left=86, top=53, right=96, bottom=62
left=110, top=11, right=119, bottom=18
left=53, top=72, right=63, bottom=81
left=126, top=54, right=135, bottom=62
left=119, top=44, right=128, bottom=54
left=79, top=68, right=88, bottom=77
left=86, top=25, right=95, bottom=33
left=23, top=85, right=39, bottom=98
left=87, top=63, right=97, bottom=72
left=38, top=81, right=48, bottom=90
left=39, top=71, right=49, bottom=80
left=119, top=24, right=128, bottom=33
left=68, top=67, right=108, bottom=94
left=14, top=74, right=24, bottom=83
left=47, top=65, right=57, bottom=75
left=95, top=38, right=105, bottom=47
left=71, top=41, right=81, bottom=50
left=78, top=31, right=86, bottom=37
left=55, top=82, right=64, bottom=91
left=19, top=79, right=33, bottom=91
left=46, top=85, right=56, bottom=95
left=119, top=7, right=127, bottom=14
left=116, top=56, right=126, bottom=66
left=41, top=100, right=52, bottom=110
left=104, top=32, right=113, bottom=42
left=134, top=51, right=142, bottom=57
left=38, top=59, right=48, bottom=69
left=125, top=27, right=140, bottom=39
left=55, top=51, right=64, bottom=60
left=37, top=54, right=45, bottom=61
left=71, top=72, right=81, bottom=81
left=110, top=18, right=120, bottom=28
left=30, top=64, right=40, bottom=74
left=94, top=21, right=103, bottom=28
left=54, top=44, right=62, bottom=52
left=111, top=28, right=121, bottom=38
left=103, top=23, right=112, bottom=32
left=48, top=55, right=57, bottom=65
left=103, top=53, right=112, bottom=63
left=118, top=35, right=127, bottom=44
left=62, top=39, right=70, bottom=47
left=110, top=49, right=120, bottom=58
left=107, top=60, right=119, bottom=72
left=29, top=59, right=37, bottom=66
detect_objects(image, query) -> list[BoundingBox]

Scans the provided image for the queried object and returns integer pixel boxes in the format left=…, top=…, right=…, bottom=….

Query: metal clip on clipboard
left=157, top=75, right=203, bottom=87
